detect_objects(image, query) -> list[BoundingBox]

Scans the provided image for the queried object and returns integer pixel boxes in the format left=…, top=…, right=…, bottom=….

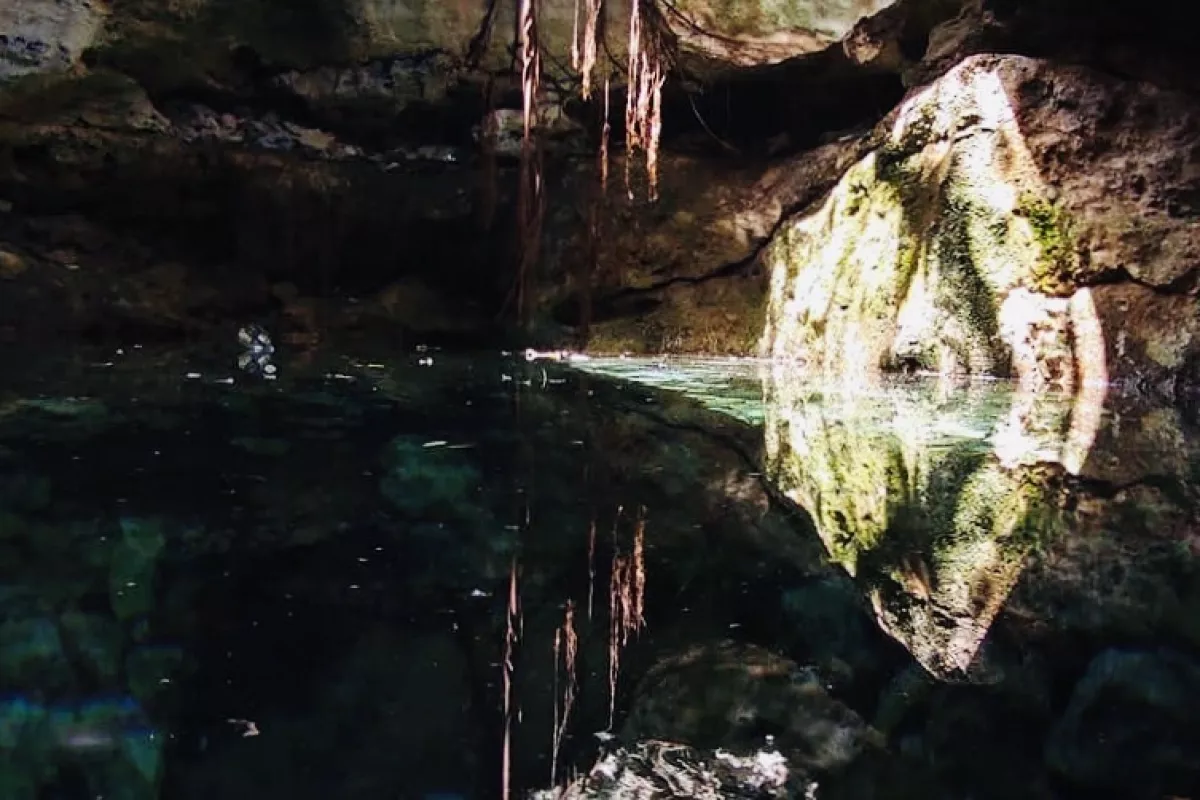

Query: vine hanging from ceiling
left=488, top=0, right=675, bottom=330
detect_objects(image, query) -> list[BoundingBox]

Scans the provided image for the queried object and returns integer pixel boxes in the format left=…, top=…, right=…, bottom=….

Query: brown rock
left=0, top=249, right=27, bottom=279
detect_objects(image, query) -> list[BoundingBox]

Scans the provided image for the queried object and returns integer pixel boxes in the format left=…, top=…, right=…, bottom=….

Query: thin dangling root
left=513, top=0, right=544, bottom=329
left=606, top=507, right=648, bottom=729
left=579, top=0, right=603, bottom=99
left=501, top=559, right=521, bottom=800
left=550, top=601, right=578, bottom=784
left=623, top=0, right=667, bottom=201
left=600, top=76, right=611, bottom=192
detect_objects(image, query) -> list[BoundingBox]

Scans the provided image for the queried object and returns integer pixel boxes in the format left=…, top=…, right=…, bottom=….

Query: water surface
left=3, top=346, right=1199, bottom=800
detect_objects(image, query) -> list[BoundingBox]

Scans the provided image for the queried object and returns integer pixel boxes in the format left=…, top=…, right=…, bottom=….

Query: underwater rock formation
left=621, top=641, right=878, bottom=768
left=760, top=54, right=1200, bottom=390
left=1045, top=648, right=1200, bottom=797
left=535, top=739, right=810, bottom=799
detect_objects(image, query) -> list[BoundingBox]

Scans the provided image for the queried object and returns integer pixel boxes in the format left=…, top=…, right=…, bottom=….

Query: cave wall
left=2, top=0, right=1200, bottom=359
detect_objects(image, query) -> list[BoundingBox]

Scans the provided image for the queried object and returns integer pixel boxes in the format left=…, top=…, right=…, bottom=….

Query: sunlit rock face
left=761, top=54, right=1200, bottom=390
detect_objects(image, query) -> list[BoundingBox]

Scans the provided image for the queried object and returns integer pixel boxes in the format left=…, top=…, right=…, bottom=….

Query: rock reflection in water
left=523, top=355, right=1200, bottom=798
left=763, top=369, right=1069, bottom=682
left=761, top=363, right=1200, bottom=687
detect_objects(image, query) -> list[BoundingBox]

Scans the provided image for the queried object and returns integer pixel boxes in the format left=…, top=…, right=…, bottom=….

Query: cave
left=4, top=1, right=1200, bottom=799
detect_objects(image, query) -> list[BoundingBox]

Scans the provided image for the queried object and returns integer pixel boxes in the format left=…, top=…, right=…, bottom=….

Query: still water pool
left=2, top=344, right=1199, bottom=800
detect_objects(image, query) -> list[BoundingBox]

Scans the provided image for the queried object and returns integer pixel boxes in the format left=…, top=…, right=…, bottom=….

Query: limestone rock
left=760, top=54, right=1200, bottom=390
left=667, top=0, right=901, bottom=67
left=546, top=140, right=867, bottom=355
left=0, top=69, right=169, bottom=132
left=79, top=0, right=906, bottom=103
left=0, top=0, right=107, bottom=82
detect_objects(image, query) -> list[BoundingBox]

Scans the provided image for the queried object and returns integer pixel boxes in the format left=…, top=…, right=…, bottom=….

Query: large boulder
left=760, top=54, right=1200, bottom=392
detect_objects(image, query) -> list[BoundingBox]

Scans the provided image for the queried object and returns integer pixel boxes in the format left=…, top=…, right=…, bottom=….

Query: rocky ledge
left=1, top=0, right=1199, bottom=394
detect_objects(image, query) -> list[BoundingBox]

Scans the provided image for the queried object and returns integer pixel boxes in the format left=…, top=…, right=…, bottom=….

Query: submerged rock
left=1046, top=648, right=1200, bottom=797
left=622, top=641, right=878, bottom=771
left=536, top=739, right=811, bottom=800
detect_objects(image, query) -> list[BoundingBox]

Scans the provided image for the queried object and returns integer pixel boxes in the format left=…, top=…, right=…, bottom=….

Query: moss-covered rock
left=761, top=55, right=1200, bottom=389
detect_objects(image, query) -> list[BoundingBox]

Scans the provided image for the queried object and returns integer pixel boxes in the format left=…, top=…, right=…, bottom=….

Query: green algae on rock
left=760, top=55, right=1200, bottom=390
left=760, top=367, right=1081, bottom=681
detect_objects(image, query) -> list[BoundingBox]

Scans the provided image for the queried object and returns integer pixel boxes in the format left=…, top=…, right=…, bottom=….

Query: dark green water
left=3, top=345, right=1200, bottom=800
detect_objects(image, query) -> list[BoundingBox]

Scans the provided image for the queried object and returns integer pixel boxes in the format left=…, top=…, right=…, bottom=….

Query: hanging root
left=600, top=76, right=611, bottom=192
left=550, top=601, right=578, bottom=785
left=502, top=559, right=522, bottom=800
left=514, top=0, right=544, bottom=329
left=623, top=0, right=668, bottom=201
left=519, top=0, right=541, bottom=138
left=606, top=507, right=648, bottom=729
left=580, top=0, right=603, bottom=99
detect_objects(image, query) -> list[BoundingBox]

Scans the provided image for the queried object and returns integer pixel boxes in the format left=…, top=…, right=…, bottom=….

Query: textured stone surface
left=760, top=54, right=1200, bottom=390
left=666, top=0, right=899, bottom=66
left=0, top=0, right=106, bottom=81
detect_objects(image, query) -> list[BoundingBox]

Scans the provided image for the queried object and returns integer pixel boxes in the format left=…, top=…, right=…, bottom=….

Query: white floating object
left=186, top=372, right=202, bottom=379
left=424, top=440, right=448, bottom=448
left=226, top=719, right=260, bottom=738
